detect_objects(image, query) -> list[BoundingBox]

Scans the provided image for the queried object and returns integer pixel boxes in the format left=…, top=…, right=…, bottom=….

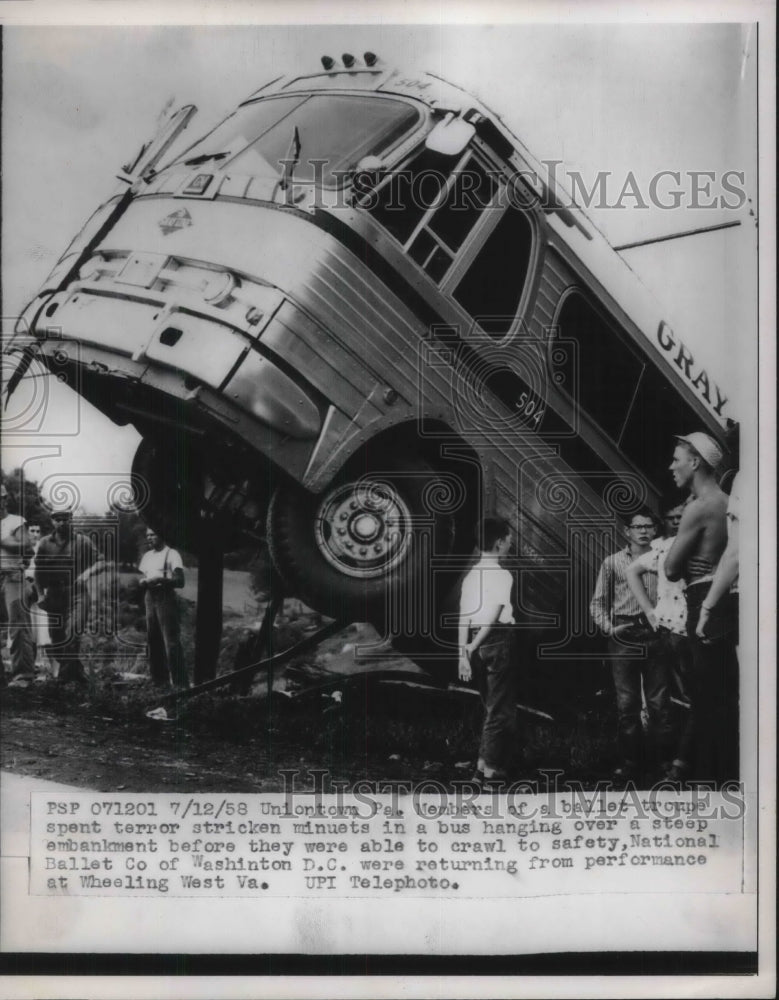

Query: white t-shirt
left=0, top=513, right=26, bottom=574
left=139, top=546, right=183, bottom=582
left=459, top=556, right=515, bottom=627
left=633, top=537, right=687, bottom=636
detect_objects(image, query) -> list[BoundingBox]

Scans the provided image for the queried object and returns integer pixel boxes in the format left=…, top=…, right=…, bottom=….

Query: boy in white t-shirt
left=139, top=527, right=189, bottom=689
left=458, top=516, right=517, bottom=782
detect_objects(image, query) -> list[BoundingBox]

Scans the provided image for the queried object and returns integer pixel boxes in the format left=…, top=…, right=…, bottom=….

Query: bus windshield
left=171, top=94, right=420, bottom=187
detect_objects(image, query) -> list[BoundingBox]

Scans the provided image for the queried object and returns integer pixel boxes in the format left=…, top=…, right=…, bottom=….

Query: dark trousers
left=660, top=629, right=692, bottom=706
left=608, top=617, right=673, bottom=769
left=680, top=583, right=739, bottom=785
left=43, top=587, right=89, bottom=681
left=472, top=630, right=518, bottom=773
left=145, top=589, right=188, bottom=688
left=1, top=574, right=35, bottom=676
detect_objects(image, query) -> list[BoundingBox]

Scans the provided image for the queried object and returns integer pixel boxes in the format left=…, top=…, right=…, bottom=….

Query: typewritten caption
left=30, top=786, right=746, bottom=897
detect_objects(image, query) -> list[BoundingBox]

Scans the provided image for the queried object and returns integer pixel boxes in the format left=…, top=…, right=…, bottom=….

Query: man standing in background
left=590, top=509, right=671, bottom=782
left=139, top=527, right=189, bottom=690
left=0, top=484, right=35, bottom=684
left=25, top=522, right=54, bottom=675
left=34, top=509, right=105, bottom=686
left=625, top=497, right=690, bottom=778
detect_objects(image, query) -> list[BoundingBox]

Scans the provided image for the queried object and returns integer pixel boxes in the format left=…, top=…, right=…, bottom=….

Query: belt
left=468, top=624, right=513, bottom=640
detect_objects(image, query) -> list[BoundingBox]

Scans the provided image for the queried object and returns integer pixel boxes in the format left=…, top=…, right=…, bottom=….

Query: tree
left=0, top=467, right=52, bottom=530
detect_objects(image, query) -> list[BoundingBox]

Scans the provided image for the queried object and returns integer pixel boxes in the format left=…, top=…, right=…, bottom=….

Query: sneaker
left=481, top=770, right=510, bottom=791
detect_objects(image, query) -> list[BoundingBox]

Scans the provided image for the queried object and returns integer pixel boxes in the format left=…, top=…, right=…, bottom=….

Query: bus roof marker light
left=364, top=52, right=378, bottom=67
left=321, top=56, right=336, bottom=70
left=342, top=53, right=356, bottom=68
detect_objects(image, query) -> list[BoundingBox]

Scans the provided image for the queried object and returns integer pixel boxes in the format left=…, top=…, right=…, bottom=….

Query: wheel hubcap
left=315, top=479, right=412, bottom=578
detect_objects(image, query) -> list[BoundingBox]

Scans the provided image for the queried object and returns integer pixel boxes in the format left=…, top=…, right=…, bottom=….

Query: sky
left=1, top=18, right=761, bottom=511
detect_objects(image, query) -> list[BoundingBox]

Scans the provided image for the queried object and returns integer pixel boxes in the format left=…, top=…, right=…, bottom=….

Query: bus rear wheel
left=131, top=437, right=204, bottom=551
left=266, top=459, right=452, bottom=623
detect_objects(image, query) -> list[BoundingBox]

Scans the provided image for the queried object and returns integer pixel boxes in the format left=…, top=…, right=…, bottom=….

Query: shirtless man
left=665, top=432, right=737, bottom=785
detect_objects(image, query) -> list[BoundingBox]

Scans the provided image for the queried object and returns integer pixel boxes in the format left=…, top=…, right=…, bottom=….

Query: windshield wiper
left=278, top=126, right=301, bottom=191
left=184, top=151, right=230, bottom=166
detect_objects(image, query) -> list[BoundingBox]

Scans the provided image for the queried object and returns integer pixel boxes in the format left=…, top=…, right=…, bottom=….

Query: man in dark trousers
left=665, top=432, right=737, bottom=786
left=34, top=509, right=104, bottom=685
left=590, top=509, right=672, bottom=782
left=458, top=517, right=517, bottom=783
left=139, top=527, right=189, bottom=690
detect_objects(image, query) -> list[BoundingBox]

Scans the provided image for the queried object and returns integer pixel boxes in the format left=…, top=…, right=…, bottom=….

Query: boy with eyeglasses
left=590, top=509, right=672, bottom=781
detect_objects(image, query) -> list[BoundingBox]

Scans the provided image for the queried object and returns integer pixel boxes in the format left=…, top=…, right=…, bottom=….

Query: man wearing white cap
left=665, top=432, right=738, bottom=785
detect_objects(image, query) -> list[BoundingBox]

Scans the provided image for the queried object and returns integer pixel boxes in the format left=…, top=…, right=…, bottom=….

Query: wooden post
left=229, top=574, right=284, bottom=696
left=193, top=537, right=223, bottom=684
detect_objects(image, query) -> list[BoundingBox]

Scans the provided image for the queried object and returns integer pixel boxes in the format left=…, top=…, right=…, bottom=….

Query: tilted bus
left=7, top=55, right=735, bottom=687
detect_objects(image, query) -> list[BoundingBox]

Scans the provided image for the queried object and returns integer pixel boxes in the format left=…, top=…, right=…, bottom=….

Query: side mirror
left=424, top=114, right=475, bottom=156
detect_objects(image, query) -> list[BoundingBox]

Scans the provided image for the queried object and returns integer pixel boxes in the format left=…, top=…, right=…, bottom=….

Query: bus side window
left=366, top=150, right=498, bottom=286
left=552, top=292, right=706, bottom=486
left=366, top=148, right=452, bottom=245
left=551, top=292, right=644, bottom=440
left=619, top=363, right=701, bottom=486
left=451, top=206, right=534, bottom=338
left=425, top=159, right=496, bottom=254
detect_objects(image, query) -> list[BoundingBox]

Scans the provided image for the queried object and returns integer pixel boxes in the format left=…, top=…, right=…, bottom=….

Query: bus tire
left=130, top=437, right=204, bottom=552
left=266, top=458, right=453, bottom=624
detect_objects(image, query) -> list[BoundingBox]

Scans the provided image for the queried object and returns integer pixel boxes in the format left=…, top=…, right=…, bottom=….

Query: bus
left=7, top=55, right=735, bottom=686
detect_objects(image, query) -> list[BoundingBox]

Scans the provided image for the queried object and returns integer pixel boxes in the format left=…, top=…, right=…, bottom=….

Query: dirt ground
left=0, top=616, right=490, bottom=793
left=0, top=673, right=510, bottom=794
left=1, top=580, right=616, bottom=793
left=0, top=674, right=616, bottom=795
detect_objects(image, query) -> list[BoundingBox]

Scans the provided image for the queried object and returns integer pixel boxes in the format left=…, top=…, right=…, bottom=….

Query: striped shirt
left=590, top=547, right=657, bottom=634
